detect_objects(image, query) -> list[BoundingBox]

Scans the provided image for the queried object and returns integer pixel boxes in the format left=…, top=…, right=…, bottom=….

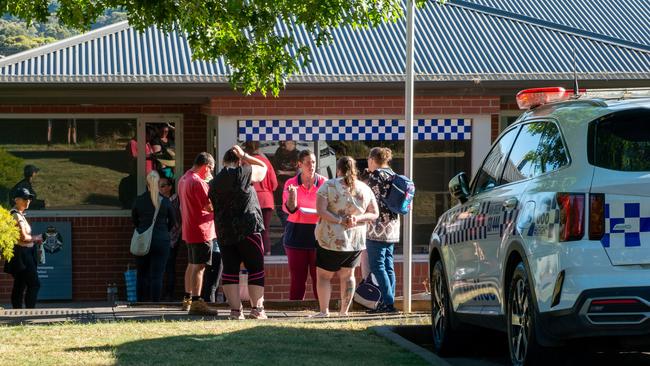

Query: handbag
left=354, top=273, right=383, bottom=310
left=130, top=197, right=162, bottom=256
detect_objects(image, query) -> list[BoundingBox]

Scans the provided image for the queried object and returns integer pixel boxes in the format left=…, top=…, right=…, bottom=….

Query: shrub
left=0, top=206, right=19, bottom=261
left=0, top=148, right=24, bottom=208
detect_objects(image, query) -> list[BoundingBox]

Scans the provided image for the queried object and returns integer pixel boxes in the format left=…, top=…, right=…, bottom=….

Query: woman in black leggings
left=209, top=145, right=268, bottom=320
left=4, top=188, right=43, bottom=308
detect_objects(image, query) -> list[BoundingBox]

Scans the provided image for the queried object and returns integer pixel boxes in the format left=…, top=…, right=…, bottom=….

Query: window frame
left=470, top=124, right=521, bottom=196
left=0, top=113, right=183, bottom=217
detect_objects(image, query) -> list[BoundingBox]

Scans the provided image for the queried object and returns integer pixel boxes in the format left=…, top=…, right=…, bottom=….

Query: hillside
left=0, top=9, right=126, bottom=57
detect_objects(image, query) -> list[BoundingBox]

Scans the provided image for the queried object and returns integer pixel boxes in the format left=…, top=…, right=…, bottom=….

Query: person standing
left=209, top=145, right=268, bottom=320
left=4, top=188, right=43, bottom=308
left=131, top=171, right=175, bottom=302
left=10, top=165, right=45, bottom=209
left=244, top=141, right=278, bottom=255
left=177, top=152, right=218, bottom=315
left=314, top=157, right=378, bottom=317
left=273, top=141, right=300, bottom=237
left=365, top=147, right=400, bottom=313
left=159, top=175, right=182, bottom=301
left=282, top=150, right=325, bottom=300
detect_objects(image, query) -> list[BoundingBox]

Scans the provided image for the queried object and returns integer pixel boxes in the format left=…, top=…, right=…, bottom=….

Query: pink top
left=178, top=169, right=215, bottom=243
left=252, top=154, right=278, bottom=209
left=283, top=174, right=326, bottom=225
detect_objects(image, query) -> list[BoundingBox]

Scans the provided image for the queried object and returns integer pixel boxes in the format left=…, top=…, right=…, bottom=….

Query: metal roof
left=0, top=0, right=648, bottom=84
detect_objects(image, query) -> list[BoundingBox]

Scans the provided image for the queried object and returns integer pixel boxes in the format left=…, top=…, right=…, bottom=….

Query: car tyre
left=507, top=262, right=543, bottom=366
left=431, top=259, right=457, bottom=356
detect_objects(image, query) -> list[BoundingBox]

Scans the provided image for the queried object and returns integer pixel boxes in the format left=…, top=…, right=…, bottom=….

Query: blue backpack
left=382, top=172, right=415, bottom=215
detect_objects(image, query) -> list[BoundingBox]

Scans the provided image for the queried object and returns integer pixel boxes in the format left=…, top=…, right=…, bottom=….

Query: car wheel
left=431, top=259, right=457, bottom=355
left=507, top=262, right=542, bottom=366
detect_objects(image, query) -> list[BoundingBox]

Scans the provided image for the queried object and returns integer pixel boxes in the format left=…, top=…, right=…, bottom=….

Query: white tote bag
left=130, top=197, right=162, bottom=256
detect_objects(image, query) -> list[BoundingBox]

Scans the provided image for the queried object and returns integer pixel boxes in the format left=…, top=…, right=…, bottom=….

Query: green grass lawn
left=0, top=318, right=429, bottom=366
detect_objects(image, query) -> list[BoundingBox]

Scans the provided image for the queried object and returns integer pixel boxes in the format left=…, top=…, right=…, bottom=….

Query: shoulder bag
left=130, top=197, right=162, bottom=256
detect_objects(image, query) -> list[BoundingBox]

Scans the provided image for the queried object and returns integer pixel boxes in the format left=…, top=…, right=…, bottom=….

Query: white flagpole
left=403, top=0, right=415, bottom=314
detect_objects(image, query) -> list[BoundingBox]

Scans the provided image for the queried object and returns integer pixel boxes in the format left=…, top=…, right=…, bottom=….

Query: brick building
left=0, top=0, right=648, bottom=302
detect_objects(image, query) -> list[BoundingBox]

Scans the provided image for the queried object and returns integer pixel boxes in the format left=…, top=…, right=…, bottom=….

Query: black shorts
left=187, top=241, right=212, bottom=265
left=316, top=245, right=361, bottom=272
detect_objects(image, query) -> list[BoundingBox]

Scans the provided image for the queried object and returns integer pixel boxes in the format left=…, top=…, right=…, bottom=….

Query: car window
left=472, top=126, right=519, bottom=195
left=591, top=109, right=650, bottom=172
left=501, top=121, right=568, bottom=184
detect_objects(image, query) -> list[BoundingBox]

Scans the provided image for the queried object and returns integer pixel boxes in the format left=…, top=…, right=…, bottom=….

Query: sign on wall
left=238, top=118, right=472, bottom=141
left=33, top=221, right=72, bottom=300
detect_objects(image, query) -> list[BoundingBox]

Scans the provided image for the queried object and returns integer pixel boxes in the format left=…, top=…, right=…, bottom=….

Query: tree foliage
left=0, top=206, right=20, bottom=261
left=1, top=0, right=438, bottom=96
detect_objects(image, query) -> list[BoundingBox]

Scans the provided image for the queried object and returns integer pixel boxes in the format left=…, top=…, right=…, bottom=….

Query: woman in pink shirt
left=283, top=149, right=326, bottom=300
left=244, top=142, right=278, bottom=255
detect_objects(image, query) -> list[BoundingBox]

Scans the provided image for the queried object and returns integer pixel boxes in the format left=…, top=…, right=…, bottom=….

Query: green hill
left=0, top=9, right=126, bottom=57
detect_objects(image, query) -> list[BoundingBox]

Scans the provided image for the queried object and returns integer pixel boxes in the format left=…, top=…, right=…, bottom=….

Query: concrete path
left=0, top=302, right=429, bottom=325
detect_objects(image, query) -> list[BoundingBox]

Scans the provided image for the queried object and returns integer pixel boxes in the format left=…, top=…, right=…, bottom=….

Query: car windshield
left=591, top=108, right=650, bottom=172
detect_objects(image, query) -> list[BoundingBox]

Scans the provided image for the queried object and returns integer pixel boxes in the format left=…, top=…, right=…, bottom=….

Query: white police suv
left=428, top=87, right=650, bottom=365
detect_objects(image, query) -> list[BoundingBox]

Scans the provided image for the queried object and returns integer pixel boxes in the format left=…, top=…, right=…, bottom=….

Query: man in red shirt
left=178, top=152, right=218, bottom=315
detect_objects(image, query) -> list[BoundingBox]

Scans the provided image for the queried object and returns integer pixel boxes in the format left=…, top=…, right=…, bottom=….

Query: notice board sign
left=33, top=221, right=72, bottom=300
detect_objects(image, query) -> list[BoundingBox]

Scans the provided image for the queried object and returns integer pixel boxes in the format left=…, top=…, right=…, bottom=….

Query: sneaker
left=250, top=307, right=268, bottom=319
left=182, top=297, right=192, bottom=311
left=366, top=304, right=399, bottom=314
left=229, top=308, right=245, bottom=320
left=188, top=298, right=219, bottom=316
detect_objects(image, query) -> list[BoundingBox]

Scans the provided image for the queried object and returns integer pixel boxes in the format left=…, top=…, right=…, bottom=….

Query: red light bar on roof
left=516, top=87, right=570, bottom=109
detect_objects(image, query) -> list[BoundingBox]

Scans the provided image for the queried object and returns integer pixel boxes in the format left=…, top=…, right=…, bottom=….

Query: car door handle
left=503, top=198, right=518, bottom=209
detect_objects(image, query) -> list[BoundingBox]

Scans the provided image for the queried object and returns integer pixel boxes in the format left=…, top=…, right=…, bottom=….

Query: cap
left=24, top=165, right=40, bottom=178
left=13, top=187, right=35, bottom=200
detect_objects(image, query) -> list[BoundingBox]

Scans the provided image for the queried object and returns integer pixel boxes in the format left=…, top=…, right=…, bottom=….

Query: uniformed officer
left=9, top=165, right=45, bottom=209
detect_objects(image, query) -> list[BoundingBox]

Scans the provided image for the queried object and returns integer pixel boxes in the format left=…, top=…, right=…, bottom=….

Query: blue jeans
left=366, top=239, right=396, bottom=307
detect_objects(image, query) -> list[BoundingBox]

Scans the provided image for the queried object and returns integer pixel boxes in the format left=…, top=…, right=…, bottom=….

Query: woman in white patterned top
left=313, top=156, right=378, bottom=317
left=365, top=147, right=400, bottom=313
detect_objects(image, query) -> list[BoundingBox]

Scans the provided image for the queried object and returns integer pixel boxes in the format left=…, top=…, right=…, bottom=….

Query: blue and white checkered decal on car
left=601, top=202, right=650, bottom=248
left=435, top=201, right=519, bottom=246
left=238, top=119, right=472, bottom=141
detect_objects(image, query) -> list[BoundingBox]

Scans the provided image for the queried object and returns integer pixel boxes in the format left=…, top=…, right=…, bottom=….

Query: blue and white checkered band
left=237, top=118, right=472, bottom=141
left=601, top=202, right=650, bottom=248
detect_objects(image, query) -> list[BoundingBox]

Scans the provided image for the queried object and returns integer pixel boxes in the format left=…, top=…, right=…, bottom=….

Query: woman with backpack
left=313, top=156, right=378, bottom=317
left=365, top=147, right=400, bottom=313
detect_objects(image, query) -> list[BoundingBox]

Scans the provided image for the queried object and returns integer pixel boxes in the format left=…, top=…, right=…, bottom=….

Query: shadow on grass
left=65, top=325, right=427, bottom=366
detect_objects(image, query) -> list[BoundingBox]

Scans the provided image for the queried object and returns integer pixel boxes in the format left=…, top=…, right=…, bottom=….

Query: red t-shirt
left=252, top=154, right=278, bottom=209
left=178, top=169, right=215, bottom=243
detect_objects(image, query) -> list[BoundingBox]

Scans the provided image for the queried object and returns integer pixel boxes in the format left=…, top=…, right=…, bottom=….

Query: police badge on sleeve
left=43, top=226, right=64, bottom=254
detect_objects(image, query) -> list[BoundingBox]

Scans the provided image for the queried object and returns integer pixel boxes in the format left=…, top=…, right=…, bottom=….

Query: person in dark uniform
left=10, top=165, right=45, bottom=209
left=3, top=188, right=43, bottom=308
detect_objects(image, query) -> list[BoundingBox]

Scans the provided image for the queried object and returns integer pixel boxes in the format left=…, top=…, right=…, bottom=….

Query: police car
left=428, top=87, right=650, bottom=365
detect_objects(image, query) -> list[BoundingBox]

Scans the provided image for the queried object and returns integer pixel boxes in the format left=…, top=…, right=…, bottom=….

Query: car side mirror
left=449, top=172, right=470, bottom=204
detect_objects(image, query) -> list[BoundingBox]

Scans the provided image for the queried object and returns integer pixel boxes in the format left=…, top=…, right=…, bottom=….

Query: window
left=591, top=109, right=650, bottom=172
left=0, top=118, right=179, bottom=211
left=501, top=122, right=568, bottom=184
left=236, top=138, right=471, bottom=256
left=471, top=127, right=519, bottom=195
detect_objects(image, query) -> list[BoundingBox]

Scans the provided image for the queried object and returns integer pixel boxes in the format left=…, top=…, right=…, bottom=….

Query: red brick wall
left=264, top=262, right=429, bottom=301
left=202, top=96, right=500, bottom=116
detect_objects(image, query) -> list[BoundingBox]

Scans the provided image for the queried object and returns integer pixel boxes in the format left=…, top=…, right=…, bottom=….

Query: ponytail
left=337, top=156, right=358, bottom=192
left=147, top=170, right=160, bottom=209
